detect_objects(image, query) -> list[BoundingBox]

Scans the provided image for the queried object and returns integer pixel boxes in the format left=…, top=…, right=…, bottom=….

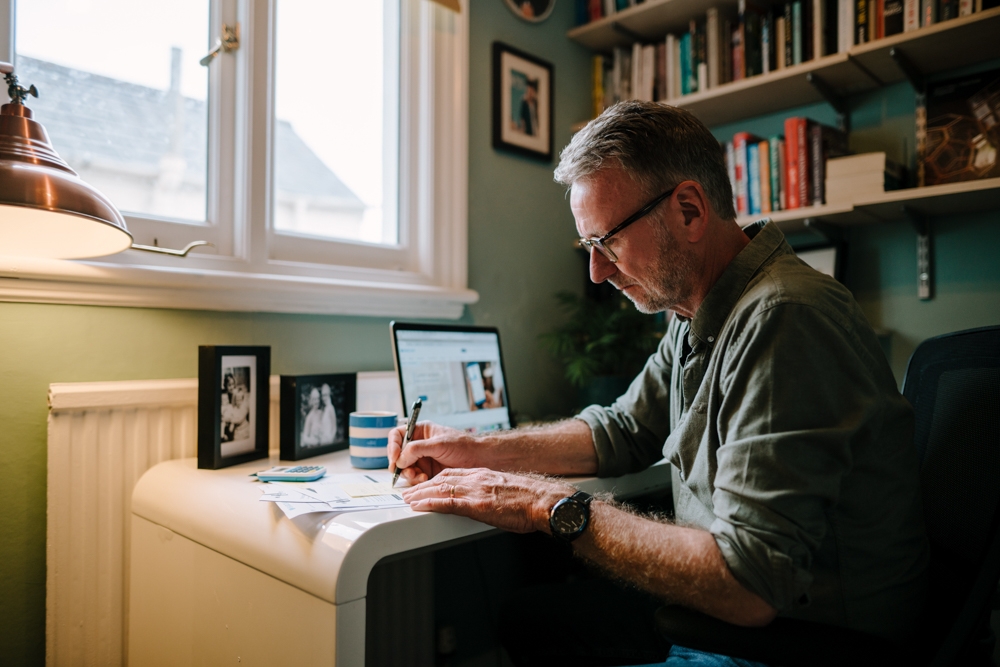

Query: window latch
left=199, top=23, right=240, bottom=67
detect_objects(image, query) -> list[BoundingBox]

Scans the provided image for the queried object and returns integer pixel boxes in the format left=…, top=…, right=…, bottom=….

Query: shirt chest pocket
left=665, top=400, right=717, bottom=500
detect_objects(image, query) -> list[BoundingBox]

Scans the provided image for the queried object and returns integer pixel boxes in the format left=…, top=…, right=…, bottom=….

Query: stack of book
left=825, top=153, right=906, bottom=205
left=724, top=117, right=849, bottom=217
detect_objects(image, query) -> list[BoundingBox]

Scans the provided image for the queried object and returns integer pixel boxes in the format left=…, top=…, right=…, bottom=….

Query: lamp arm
left=129, top=240, right=213, bottom=257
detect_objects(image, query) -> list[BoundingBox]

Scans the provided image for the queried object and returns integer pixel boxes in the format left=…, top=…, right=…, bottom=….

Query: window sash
left=0, top=0, right=474, bottom=318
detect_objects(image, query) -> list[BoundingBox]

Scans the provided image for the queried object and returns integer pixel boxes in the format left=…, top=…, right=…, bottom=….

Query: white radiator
left=46, top=372, right=405, bottom=667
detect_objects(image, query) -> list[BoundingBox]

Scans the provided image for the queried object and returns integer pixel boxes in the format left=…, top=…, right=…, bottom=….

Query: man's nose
left=589, top=249, right=616, bottom=284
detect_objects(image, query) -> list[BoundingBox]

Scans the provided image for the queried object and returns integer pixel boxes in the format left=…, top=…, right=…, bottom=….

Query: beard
left=611, top=222, right=697, bottom=314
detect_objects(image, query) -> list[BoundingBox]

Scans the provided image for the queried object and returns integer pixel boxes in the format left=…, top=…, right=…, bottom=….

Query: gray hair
left=553, top=101, right=736, bottom=221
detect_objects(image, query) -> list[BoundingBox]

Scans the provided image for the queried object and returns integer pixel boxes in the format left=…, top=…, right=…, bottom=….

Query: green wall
left=0, top=3, right=591, bottom=664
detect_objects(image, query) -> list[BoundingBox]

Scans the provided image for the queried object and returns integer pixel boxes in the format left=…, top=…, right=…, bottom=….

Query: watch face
left=552, top=499, right=587, bottom=535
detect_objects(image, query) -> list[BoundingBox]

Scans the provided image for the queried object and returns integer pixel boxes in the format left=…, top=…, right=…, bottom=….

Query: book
left=920, top=68, right=1000, bottom=186
left=838, top=0, right=854, bottom=52
left=707, top=7, right=722, bottom=88
left=726, top=141, right=738, bottom=211
left=904, top=0, right=919, bottom=31
left=884, top=0, right=904, bottom=35
left=695, top=20, right=709, bottom=91
left=784, top=3, right=795, bottom=67
left=783, top=117, right=811, bottom=208
left=721, top=15, right=734, bottom=84
left=732, top=25, right=745, bottom=81
left=868, top=0, right=877, bottom=41
left=631, top=42, right=642, bottom=101
left=745, top=6, right=763, bottom=76
left=733, top=131, right=764, bottom=215
left=759, top=139, right=772, bottom=213
left=762, top=10, right=773, bottom=75
left=748, top=142, right=763, bottom=214
left=803, top=0, right=815, bottom=61
left=855, top=0, right=868, bottom=44
left=592, top=55, right=606, bottom=117
left=776, top=16, right=787, bottom=69
left=793, top=2, right=804, bottom=63
left=921, top=0, right=936, bottom=26
left=643, top=44, right=657, bottom=101
left=809, top=122, right=850, bottom=205
left=680, top=31, right=693, bottom=94
left=813, top=0, right=824, bottom=60
left=769, top=136, right=785, bottom=211
left=958, top=0, right=973, bottom=14
left=940, top=0, right=958, bottom=20
left=666, top=34, right=680, bottom=99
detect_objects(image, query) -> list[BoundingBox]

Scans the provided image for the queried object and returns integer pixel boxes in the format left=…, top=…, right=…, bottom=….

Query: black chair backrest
left=902, top=325, right=1000, bottom=666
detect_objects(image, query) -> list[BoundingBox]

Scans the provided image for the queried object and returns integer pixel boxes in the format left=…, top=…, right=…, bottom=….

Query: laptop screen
left=390, top=323, right=514, bottom=433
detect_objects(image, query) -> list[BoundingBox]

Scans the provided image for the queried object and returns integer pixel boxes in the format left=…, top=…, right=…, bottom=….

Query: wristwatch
left=549, top=490, right=593, bottom=542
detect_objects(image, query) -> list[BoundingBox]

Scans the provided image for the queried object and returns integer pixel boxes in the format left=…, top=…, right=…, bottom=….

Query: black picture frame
left=492, top=42, right=554, bottom=161
left=198, top=346, right=271, bottom=470
left=279, top=373, right=357, bottom=461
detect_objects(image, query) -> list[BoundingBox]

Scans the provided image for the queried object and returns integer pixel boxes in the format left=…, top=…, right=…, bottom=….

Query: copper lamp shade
left=0, top=100, right=133, bottom=259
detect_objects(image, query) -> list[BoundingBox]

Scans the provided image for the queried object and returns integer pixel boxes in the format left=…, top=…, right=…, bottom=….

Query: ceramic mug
left=348, top=411, right=398, bottom=469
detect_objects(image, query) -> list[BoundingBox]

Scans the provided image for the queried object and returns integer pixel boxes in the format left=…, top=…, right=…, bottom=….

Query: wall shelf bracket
left=610, top=21, right=644, bottom=44
left=902, top=205, right=933, bottom=300
left=806, top=72, right=850, bottom=132
left=889, top=47, right=926, bottom=94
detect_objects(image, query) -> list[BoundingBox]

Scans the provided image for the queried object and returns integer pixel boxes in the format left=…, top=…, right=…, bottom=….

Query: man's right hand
left=388, top=422, right=488, bottom=485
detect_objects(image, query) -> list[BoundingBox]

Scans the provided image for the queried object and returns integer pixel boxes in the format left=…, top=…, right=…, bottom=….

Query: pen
left=392, top=398, right=422, bottom=488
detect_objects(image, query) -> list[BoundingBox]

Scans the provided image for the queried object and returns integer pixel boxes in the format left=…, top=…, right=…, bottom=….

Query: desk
left=128, top=450, right=670, bottom=666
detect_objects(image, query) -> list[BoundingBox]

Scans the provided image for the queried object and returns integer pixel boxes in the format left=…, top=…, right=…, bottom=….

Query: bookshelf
left=569, top=6, right=1000, bottom=295
left=570, top=7, right=1000, bottom=127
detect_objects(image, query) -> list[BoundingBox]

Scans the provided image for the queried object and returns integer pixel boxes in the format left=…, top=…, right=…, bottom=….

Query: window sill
left=0, top=255, right=478, bottom=318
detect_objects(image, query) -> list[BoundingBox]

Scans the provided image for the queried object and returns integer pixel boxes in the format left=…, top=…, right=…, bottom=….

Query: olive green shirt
left=578, top=221, right=928, bottom=640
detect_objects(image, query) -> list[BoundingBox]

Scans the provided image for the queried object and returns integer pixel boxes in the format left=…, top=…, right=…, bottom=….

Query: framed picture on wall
left=279, top=372, right=356, bottom=460
left=492, top=42, right=554, bottom=161
left=198, top=345, right=271, bottom=470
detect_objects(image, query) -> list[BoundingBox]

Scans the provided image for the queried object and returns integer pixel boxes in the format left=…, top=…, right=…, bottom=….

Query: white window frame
left=0, top=0, right=475, bottom=319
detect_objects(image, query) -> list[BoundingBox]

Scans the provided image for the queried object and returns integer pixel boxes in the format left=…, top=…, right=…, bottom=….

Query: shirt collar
left=688, top=220, right=787, bottom=344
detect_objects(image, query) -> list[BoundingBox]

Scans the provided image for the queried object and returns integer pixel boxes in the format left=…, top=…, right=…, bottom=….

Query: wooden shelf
left=737, top=178, right=1000, bottom=233
left=570, top=6, right=1000, bottom=127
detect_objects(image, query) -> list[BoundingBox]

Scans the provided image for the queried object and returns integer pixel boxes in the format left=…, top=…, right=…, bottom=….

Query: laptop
left=390, top=322, right=515, bottom=432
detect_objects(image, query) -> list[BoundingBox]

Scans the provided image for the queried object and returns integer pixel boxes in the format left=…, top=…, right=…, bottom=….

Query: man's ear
left=673, top=181, right=710, bottom=242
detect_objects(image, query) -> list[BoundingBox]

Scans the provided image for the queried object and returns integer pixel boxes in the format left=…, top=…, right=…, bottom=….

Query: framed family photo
left=492, top=42, right=554, bottom=161
left=279, top=373, right=356, bottom=460
left=198, top=346, right=271, bottom=470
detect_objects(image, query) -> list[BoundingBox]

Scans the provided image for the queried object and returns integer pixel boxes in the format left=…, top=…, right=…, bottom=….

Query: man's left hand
left=400, top=468, right=576, bottom=534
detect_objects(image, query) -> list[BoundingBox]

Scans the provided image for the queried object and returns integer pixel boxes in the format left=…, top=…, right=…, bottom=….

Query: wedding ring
left=449, top=485, right=455, bottom=498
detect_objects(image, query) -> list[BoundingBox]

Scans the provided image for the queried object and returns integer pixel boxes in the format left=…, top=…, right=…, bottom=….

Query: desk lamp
left=0, top=61, right=207, bottom=259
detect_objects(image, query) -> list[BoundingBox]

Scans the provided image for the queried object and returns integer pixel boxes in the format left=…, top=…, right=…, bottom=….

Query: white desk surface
left=132, top=450, right=670, bottom=608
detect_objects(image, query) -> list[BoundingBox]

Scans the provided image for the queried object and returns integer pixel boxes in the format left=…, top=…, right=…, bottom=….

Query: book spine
left=696, top=21, right=708, bottom=91
left=576, top=0, right=590, bottom=26
left=721, top=16, right=733, bottom=83
left=778, top=137, right=789, bottom=209
left=958, top=0, right=973, bottom=14
left=839, top=0, right=853, bottom=51
left=707, top=7, right=721, bottom=88
left=762, top=14, right=772, bottom=75
left=733, top=132, right=751, bottom=215
left=813, top=0, right=824, bottom=59
left=884, top=0, right=904, bottom=34
left=593, top=55, right=605, bottom=117
left=746, top=9, right=762, bottom=76
left=868, top=0, right=877, bottom=41
left=783, top=3, right=793, bottom=67
left=798, top=119, right=811, bottom=207
left=589, top=0, right=604, bottom=21
left=632, top=42, right=642, bottom=100
left=904, top=0, right=919, bottom=30
left=784, top=118, right=800, bottom=208
left=876, top=0, right=885, bottom=38
left=737, top=0, right=748, bottom=79
left=759, top=139, right=772, bottom=213
left=855, top=0, right=868, bottom=43
left=726, top=140, right=738, bottom=211
left=776, top=16, right=787, bottom=69
left=916, top=96, right=926, bottom=187
left=655, top=43, right=666, bottom=100
left=921, top=0, right=936, bottom=26
left=748, top=142, right=762, bottom=215
left=940, top=0, right=958, bottom=20
left=770, top=137, right=784, bottom=211
left=680, top=32, right=692, bottom=94
left=793, top=2, right=804, bottom=64
left=824, top=0, right=839, bottom=56
left=810, top=123, right=824, bottom=205
left=732, top=25, right=745, bottom=81
left=803, top=0, right=814, bottom=61
left=666, top=34, right=677, bottom=99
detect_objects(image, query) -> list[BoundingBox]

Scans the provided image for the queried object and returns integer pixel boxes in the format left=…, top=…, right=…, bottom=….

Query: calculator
left=255, top=465, right=327, bottom=482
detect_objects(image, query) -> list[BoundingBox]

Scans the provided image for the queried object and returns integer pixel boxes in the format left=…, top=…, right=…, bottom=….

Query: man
left=520, top=78, right=539, bottom=136
left=390, top=101, right=928, bottom=666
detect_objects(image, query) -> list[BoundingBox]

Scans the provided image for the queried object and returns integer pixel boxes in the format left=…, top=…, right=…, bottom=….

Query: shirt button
left=707, top=336, right=715, bottom=343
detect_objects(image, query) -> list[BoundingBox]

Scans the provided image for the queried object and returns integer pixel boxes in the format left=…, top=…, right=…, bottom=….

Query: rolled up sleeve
left=709, top=302, right=882, bottom=612
left=576, top=329, right=679, bottom=478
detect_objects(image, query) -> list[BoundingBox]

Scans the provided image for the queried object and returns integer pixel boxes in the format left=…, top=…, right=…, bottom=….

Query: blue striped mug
left=348, top=411, right=399, bottom=469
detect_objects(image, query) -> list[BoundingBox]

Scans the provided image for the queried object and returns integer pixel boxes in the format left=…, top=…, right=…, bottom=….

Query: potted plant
left=540, top=290, right=663, bottom=408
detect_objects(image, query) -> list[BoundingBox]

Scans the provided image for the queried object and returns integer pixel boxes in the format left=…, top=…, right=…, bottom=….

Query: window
left=1, top=0, right=474, bottom=318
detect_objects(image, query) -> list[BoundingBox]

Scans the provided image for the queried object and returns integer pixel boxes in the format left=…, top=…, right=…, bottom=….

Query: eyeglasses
left=577, top=186, right=676, bottom=263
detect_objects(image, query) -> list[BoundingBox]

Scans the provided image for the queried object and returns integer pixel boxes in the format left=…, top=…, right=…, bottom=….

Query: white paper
left=259, top=472, right=409, bottom=519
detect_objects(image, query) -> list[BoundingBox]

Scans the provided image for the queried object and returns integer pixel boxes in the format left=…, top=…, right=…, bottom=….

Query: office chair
left=654, top=325, right=1000, bottom=667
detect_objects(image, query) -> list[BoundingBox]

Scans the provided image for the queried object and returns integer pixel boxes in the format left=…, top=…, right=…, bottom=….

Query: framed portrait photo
left=279, top=373, right=357, bottom=460
left=198, top=346, right=271, bottom=470
left=503, top=0, right=556, bottom=22
left=492, top=42, right=554, bottom=161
